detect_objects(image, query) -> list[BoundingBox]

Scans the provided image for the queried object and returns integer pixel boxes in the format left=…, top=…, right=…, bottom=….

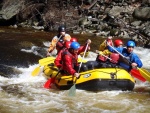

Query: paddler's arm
left=47, top=36, right=58, bottom=56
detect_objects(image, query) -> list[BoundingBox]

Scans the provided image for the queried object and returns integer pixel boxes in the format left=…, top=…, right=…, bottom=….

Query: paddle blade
left=68, top=84, right=76, bottom=97
left=39, top=57, right=55, bottom=66
left=138, top=68, right=150, bottom=82
left=43, top=78, right=55, bottom=89
left=31, top=67, right=41, bottom=76
left=43, top=79, right=52, bottom=89
left=130, top=69, right=146, bottom=82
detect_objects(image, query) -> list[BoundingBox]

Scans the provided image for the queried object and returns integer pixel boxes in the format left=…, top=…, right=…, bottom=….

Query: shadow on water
left=0, top=26, right=104, bottom=77
left=0, top=27, right=52, bottom=76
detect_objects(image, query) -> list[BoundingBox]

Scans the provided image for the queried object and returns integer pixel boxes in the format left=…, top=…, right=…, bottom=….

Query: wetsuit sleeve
left=57, top=41, right=64, bottom=48
left=48, top=36, right=58, bottom=53
left=62, top=55, right=76, bottom=75
left=99, top=40, right=107, bottom=51
left=131, top=54, right=143, bottom=68
left=78, top=43, right=90, bottom=55
left=54, top=50, right=62, bottom=68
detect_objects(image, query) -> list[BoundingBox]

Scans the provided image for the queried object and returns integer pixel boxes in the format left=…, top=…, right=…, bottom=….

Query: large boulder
left=132, top=7, right=150, bottom=20
left=0, top=0, right=24, bottom=20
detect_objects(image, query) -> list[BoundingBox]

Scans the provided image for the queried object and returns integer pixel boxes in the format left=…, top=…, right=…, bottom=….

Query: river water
left=0, top=26, right=150, bottom=113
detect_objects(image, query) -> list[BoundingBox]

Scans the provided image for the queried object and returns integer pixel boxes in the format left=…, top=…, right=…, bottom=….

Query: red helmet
left=70, top=37, right=78, bottom=42
left=64, top=41, right=71, bottom=49
left=107, top=39, right=113, bottom=46
left=110, top=53, right=120, bottom=63
left=114, top=39, right=123, bottom=47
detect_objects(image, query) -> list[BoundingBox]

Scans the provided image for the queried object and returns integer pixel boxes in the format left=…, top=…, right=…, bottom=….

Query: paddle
left=108, top=44, right=149, bottom=82
left=138, top=68, right=150, bottom=82
left=68, top=43, right=89, bottom=96
left=96, top=50, right=146, bottom=81
left=31, top=65, right=42, bottom=76
left=43, top=70, right=60, bottom=89
left=31, top=57, right=55, bottom=76
left=39, top=57, right=55, bottom=66
left=130, top=69, right=146, bottom=82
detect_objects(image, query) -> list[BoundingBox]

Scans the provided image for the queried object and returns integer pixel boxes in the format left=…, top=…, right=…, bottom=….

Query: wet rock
left=144, top=41, right=150, bottom=48
left=78, top=17, right=92, bottom=28
left=0, top=0, right=23, bottom=20
left=131, top=21, right=142, bottom=27
left=133, top=7, right=150, bottom=20
left=142, top=25, right=150, bottom=37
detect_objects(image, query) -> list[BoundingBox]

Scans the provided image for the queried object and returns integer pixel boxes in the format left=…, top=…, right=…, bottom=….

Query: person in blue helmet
left=107, top=40, right=143, bottom=71
left=60, top=40, right=91, bottom=78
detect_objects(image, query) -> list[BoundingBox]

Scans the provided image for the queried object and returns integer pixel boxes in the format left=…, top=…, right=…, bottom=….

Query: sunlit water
left=0, top=27, right=150, bottom=113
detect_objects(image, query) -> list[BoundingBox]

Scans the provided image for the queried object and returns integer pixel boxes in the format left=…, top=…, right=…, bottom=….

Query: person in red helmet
left=47, top=26, right=71, bottom=56
left=108, top=39, right=123, bottom=64
left=114, top=39, right=123, bottom=47
left=96, top=37, right=123, bottom=62
left=54, top=41, right=72, bottom=69
left=70, top=37, right=78, bottom=42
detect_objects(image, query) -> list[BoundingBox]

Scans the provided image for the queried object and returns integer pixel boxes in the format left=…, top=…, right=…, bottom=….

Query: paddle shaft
left=56, top=35, right=63, bottom=45
left=78, top=43, right=89, bottom=73
left=75, top=43, right=89, bottom=81
left=108, top=43, right=124, bottom=58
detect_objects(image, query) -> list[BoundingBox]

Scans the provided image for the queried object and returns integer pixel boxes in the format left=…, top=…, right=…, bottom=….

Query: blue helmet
left=70, top=42, right=80, bottom=50
left=126, top=41, right=135, bottom=47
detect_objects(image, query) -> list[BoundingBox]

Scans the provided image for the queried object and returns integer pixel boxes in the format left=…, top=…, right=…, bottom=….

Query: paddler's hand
left=87, top=39, right=91, bottom=45
left=74, top=73, right=80, bottom=78
left=131, top=63, right=137, bottom=69
left=95, top=50, right=99, bottom=54
left=95, top=50, right=103, bottom=55
left=107, top=36, right=113, bottom=40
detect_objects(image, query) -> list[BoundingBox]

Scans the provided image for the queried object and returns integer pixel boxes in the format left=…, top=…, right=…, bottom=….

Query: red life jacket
left=97, top=55, right=107, bottom=62
left=61, top=49, right=78, bottom=69
left=56, top=35, right=65, bottom=54
left=54, top=48, right=67, bottom=68
left=109, top=53, right=120, bottom=63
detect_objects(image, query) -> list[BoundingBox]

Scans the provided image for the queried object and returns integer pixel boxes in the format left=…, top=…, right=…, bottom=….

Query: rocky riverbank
left=0, top=0, right=150, bottom=47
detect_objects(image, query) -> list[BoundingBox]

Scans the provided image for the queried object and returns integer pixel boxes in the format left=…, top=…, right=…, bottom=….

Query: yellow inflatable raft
left=43, top=63, right=135, bottom=91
